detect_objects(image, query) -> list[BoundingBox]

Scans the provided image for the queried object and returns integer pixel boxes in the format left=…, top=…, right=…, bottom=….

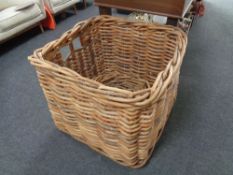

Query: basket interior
left=46, top=19, right=178, bottom=92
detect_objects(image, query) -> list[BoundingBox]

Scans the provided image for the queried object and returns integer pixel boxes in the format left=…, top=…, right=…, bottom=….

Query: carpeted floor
left=1, top=0, right=233, bottom=174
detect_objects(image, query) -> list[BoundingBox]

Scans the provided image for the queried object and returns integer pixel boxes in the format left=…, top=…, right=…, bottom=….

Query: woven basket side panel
left=35, top=68, right=77, bottom=133
left=136, top=69, right=179, bottom=161
left=64, top=20, right=176, bottom=90
left=44, top=48, right=64, bottom=66
left=35, top=65, right=141, bottom=166
left=96, top=23, right=177, bottom=88
left=61, top=20, right=179, bottom=91
left=66, top=30, right=105, bottom=79
left=66, top=47, right=98, bottom=79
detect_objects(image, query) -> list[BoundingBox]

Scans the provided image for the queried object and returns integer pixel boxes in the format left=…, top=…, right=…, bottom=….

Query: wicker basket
left=29, top=15, right=187, bottom=168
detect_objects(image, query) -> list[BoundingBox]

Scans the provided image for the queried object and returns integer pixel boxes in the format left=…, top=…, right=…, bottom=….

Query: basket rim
left=28, top=15, right=187, bottom=104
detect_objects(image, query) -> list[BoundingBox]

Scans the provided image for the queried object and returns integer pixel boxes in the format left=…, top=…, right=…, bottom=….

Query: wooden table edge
left=94, top=2, right=183, bottom=19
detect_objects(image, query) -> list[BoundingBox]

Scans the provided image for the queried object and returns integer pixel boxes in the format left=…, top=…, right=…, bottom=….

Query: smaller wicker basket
left=29, top=15, right=187, bottom=168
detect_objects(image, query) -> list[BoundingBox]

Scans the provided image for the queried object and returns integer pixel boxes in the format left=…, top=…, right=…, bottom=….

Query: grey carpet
left=1, top=0, right=233, bottom=174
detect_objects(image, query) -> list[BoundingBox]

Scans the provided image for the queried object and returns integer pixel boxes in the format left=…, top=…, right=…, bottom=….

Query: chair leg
left=73, top=5, right=77, bottom=14
left=83, top=0, right=87, bottom=8
left=39, top=23, right=44, bottom=33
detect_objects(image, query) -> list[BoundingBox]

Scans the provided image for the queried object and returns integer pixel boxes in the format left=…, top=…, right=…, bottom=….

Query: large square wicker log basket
left=29, top=16, right=187, bottom=168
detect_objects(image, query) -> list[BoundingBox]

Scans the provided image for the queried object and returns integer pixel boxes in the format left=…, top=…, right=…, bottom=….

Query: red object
left=41, top=5, right=56, bottom=30
left=197, top=2, right=205, bottom=16
left=195, top=1, right=205, bottom=17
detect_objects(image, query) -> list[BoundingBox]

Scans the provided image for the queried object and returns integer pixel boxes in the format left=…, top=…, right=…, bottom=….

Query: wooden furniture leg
left=99, top=6, right=112, bottom=15
left=83, top=0, right=87, bottom=8
left=73, top=5, right=77, bottom=14
left=39, top=23, right=44, bottom=33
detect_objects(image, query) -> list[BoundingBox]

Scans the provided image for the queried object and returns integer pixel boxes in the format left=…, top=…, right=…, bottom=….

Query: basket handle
left=41, top=20, right=89, bottom=57
left=40, top=15, right=122, bottom=57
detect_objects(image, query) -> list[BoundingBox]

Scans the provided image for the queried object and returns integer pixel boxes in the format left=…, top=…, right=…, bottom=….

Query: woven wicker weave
left=29, top=15, right=187, bottom=168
